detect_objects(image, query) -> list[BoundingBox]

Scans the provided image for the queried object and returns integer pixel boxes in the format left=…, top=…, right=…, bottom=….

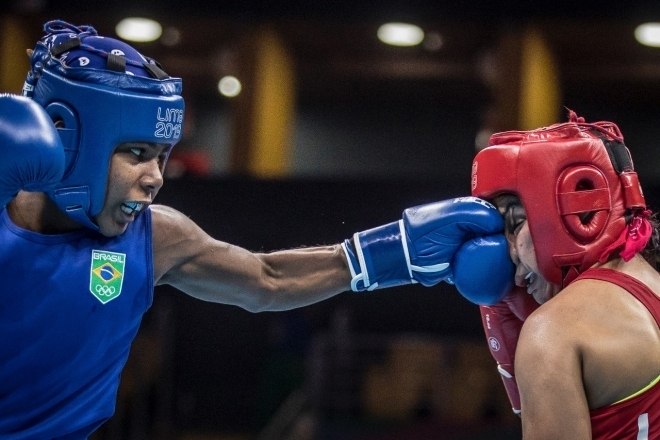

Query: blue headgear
left=23, top=20, right=185, bottom=230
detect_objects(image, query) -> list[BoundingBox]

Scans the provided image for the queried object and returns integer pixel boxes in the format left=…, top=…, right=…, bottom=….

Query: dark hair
left=641, top=211, right=660, bottom=271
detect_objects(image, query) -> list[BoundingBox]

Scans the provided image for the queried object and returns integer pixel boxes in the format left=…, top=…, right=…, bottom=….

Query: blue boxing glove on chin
left=452, top=234, right=515, bottom=305
left=341, top=197, right=509, bottom=299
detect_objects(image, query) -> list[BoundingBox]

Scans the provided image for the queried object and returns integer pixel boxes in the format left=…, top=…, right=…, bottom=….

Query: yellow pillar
left=231, top=25, right=296, bottom=178
left=518, top=27, right=561, bottom=130
left=483, top=25, right=561, bottom=137
left=0, top=16, right=31, bottom=93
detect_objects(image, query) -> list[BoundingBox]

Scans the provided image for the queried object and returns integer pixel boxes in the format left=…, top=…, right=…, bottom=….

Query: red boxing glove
left=479, top=286, right=539, bottom=414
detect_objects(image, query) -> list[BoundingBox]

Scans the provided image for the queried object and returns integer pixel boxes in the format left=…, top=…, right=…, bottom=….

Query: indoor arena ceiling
left=10, top=0, right=660, bottom=104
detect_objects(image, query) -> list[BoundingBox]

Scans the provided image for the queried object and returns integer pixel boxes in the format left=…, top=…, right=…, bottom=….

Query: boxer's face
left=95, top=142, right=168, bottom=237
left=495, top=195, right=560, bottom=304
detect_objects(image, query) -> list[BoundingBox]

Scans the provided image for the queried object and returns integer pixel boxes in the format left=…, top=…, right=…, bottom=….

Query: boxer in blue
left=0, top=20, right=511, bottom=438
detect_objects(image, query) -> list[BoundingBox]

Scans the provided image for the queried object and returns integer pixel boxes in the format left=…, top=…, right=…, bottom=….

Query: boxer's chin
left=95, top=204, right=135, bottom=237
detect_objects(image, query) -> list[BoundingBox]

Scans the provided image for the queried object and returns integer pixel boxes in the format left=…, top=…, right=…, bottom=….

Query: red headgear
left=471, top=111, right=647, bottom=286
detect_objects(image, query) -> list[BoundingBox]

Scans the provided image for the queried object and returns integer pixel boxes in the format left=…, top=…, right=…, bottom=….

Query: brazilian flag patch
left=89, top=250, right=126, bottom=304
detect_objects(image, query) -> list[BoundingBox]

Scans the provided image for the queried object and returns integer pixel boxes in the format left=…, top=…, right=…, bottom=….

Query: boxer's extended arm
left=152, top=204, right=350, bottom=312
left=0, top=94, right=65, bottom=208
left=152, top=197, right=512, bottom=311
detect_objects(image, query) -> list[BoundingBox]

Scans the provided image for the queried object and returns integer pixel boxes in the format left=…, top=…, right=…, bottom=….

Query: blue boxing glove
left=452, top=234, right=515, bottom=305
left=0, top=94, right=65, bottom=208
left=341, top=197, right=505, bottom=291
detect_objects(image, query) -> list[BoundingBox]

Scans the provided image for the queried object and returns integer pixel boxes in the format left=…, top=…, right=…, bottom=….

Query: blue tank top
left=0, top=207, right=154, bottom=439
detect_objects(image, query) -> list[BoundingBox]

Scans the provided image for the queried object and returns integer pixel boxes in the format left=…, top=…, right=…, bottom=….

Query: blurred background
left=3, top=1, right=660, bottom=438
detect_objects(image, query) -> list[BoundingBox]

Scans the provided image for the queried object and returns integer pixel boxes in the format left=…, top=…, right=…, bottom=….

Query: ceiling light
left=634, top=22, right=660, bottom=47
left=218, top=76, right=242, bottom=98
left=377, top=23, right=424, bottom=47
left=115, top=17, right=163, bottom=43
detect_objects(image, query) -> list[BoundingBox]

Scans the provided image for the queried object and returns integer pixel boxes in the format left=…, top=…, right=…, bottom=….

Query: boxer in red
left=471, top=111, right=660, bottom=439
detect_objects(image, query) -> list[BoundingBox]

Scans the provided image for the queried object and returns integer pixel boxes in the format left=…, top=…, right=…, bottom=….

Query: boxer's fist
left=480, top=287, right=539, bottom=414
left=342, top=197, right=504, bottom=291
left=0, top=94, right=65, bottom=208
left=452, top=234, right=514, bottom=305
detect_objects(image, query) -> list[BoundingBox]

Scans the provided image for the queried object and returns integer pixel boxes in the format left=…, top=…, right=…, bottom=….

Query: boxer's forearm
left=163, top=241, right=351, bottom=312
left=253, top=244, right=352, bottom=310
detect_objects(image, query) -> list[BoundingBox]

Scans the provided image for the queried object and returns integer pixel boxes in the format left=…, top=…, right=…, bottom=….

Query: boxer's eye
left=503, top=203, right=526, bottom=235
left=525, top=272, right=535, bottom=287
left=157, top=151, right=169, bottom=168
left=506, top=215, right=526, bottom=235
left=512, top=219, right=525, bottom=234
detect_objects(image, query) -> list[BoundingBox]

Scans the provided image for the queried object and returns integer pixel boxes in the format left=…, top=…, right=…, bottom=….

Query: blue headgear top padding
left=23, top=20, right=185, bottom=230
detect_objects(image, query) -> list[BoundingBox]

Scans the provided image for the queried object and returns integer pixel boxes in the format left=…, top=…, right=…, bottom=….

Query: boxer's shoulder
left=150, top=204, right=208, bottom=248
left=150, top=203, right=215, bottom=282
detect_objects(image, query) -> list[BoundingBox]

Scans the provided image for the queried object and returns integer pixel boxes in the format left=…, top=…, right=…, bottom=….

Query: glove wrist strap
left=342, top=220, right=413, bottom=292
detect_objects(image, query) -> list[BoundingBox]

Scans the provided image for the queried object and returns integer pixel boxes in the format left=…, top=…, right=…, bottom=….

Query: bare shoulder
left=515, top=285, right=590, bottom=436
left=517, top=283, right=597, bottom=369
left=523, top=284, right=590, bottom=335
left=151, top=203, right=189, bottom=223
left=520, top=279, right=626, bottom=345
left=520, top=269, right=660, bottom=408
left=149, top=204, right=214, bottom=283
left=519, top=296, right=575, bottom=356
left=150, top=204, right=205, bottom=245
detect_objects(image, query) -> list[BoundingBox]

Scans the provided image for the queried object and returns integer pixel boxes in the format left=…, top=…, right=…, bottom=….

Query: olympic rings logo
left=95, top=284, right=116, bottom=296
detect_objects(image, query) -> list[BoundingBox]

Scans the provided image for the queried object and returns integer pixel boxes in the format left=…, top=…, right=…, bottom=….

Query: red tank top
left=575, top=268, right=660, bottom=440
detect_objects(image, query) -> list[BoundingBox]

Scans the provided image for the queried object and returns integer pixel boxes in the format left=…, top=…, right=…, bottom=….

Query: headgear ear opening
left=44, top=102, right=80, bottom=178
left=557, top=165, right=612, bottom=243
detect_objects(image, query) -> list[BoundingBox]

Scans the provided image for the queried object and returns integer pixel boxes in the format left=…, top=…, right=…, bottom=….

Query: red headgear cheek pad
left=471, top=112, right=646, bottom=286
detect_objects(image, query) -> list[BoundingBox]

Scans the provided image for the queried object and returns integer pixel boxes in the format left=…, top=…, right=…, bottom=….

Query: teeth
left=121, top=202, right=144, bottom=215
